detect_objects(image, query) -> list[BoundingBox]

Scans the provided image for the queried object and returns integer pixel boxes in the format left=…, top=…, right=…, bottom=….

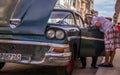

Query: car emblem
left=9, top=18, right=21, bottom=29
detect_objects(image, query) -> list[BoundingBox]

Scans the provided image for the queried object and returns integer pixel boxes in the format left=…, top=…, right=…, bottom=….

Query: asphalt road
left=0, top=57, right=102, bottom=75
left=1, top=63, right=57, bottom=75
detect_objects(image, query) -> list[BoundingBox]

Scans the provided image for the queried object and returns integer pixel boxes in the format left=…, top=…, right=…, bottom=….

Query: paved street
left=1, top=63, right=57, bottom=75
left=0, top=57, right=102, bottom=75
left=1, top=49, right=120, bottom=75
left=1, top=50, right=120, bottom=75
left=72, top=57, right=102, bottom=75
left=96, top=49, right=120, bottom=75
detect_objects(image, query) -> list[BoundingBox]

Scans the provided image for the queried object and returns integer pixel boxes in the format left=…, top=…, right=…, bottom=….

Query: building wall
left=56, top=0, right=74, bottom=8
left=114, top=0, right=120, bottom=23
left=56, top=0, right=94, bottom=19
left=74, top=0, right=94, bottom=19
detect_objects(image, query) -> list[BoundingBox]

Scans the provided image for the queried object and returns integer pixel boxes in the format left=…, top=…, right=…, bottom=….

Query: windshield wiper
left=56, top=14, right=70, bottom=24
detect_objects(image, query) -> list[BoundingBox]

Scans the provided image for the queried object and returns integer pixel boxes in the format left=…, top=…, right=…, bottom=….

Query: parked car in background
left=0, top=0, right=105, bottom=75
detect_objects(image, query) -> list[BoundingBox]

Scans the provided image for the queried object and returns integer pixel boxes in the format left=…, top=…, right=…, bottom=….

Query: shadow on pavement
left=0, top=66, right=57, bottom=75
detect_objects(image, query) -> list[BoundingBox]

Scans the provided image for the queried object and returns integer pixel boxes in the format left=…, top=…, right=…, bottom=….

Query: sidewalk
left=95, top=49, right=120, bottom=75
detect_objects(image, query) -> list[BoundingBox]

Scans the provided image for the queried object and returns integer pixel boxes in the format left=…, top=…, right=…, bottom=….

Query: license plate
left=0, top=53, right=21, bottom=61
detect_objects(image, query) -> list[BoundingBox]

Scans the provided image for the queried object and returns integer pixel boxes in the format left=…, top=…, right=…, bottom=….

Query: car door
left=75, top=13, right=105, bottom=57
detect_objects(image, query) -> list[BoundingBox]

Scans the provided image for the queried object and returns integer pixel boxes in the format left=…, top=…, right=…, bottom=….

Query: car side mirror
left=9, top=18, right=21, bottom=28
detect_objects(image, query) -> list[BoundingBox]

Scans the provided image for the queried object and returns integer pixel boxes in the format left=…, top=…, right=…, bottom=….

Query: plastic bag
left=116, top=23, right=120, bottom=32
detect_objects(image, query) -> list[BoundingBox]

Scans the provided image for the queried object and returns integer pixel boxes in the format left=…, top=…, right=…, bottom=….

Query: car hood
left=2, top=0, right=57, bottom=35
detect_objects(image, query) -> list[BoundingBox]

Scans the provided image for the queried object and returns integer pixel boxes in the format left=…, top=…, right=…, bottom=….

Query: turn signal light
left=53, top=48, right=64, bottom=53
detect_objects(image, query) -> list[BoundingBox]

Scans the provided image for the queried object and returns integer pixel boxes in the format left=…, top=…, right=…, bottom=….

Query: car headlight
left=56, top=30, right=65, bottom=39
left=46, top=30, right=55, bottom=39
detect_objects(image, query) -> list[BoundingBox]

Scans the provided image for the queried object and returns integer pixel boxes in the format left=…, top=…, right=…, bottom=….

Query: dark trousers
left=80, top=56, right=98, bottom=67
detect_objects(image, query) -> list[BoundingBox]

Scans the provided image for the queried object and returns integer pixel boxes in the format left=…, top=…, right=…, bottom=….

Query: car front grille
left=0, top=43, right=50, bottom=59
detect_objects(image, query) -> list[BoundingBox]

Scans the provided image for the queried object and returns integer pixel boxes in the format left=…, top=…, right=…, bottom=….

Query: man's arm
left=91, top=17, right=101, bottom=28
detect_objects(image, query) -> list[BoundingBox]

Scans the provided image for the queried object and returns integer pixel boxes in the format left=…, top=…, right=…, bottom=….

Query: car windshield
left=48, top=10, right=75, bottom=25
left=0, top=0, right=20, bottom=27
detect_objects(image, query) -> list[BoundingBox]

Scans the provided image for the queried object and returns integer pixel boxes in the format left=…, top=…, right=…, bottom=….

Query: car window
left=75, top=13, right=84, bottom=28
left=75, top=14, right=84, bottom=27
left=0, top=0, right=20, bottom=27
left=48, top=11, right=75, bottom=25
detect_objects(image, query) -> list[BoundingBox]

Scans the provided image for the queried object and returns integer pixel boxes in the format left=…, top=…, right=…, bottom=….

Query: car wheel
left=0, top=62, right=5, bottom=70
left=56, top=61, right=74, bottom=75
left=65, top=61, right=74, bottom=75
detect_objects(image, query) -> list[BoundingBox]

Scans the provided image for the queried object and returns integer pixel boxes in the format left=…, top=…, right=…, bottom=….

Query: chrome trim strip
left=49, top=26, right=80, bottom=32
left=0, top=39, right=69, bottom=48
left=68, top=36, right=104, bottom=41
left=20, top=57, right=46, bottom=64
left=45, top=52, right=71, bottom=57
left=20, top=52, right=71, bottom=64
left=10, top=0, right=21, bottom=19
left=81, top=36, right=104, bottom=41
left=67, top=36, right=80, bottom=41
left=20, top=57, right=69, bottom=65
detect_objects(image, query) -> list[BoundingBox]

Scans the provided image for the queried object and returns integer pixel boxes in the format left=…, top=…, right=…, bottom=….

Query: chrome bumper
left=19, top=52, right=71, bottom=66
left=0, top=39, right=71, bottom=66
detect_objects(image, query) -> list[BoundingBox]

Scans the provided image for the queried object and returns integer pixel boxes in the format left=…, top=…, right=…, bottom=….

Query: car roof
left=53, top=8, right=81, bottom=16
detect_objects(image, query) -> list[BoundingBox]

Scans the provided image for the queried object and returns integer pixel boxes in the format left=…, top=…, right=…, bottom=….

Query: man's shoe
left=98, top=63, right=105, bottom=67
left=98, top=63, right=113, bottom=67
left=80, top=66, right=86, bottom=69
left=107, top=64, right=113, bottom=67
left=91, top=66, right=98, bottom=69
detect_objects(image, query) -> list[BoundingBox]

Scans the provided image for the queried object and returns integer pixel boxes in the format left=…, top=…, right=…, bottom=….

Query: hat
left=91, top=10, right=98, bottom=16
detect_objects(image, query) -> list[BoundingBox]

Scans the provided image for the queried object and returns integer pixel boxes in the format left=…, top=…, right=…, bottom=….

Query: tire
left=56, top=41, right=76, bottom=75
left=65, top=61, right=74, bottom=75
left=56, top=61, right=74, bottom=75
left=0, top=62, right=5, bottom=70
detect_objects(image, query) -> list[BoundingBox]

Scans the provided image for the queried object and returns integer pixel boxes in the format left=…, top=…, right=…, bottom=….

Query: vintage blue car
left=0, top=0, right=104, bottom=75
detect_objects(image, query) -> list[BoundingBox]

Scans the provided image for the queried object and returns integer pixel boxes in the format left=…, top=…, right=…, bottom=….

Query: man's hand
left=95, top=22, right=101, bottom=28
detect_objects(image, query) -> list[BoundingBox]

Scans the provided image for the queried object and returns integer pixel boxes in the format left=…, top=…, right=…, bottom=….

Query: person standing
left=80, top=56, right=98, bottom=69
left=80, top=12, right=99, bottom=69
left=91, top=16, right=120, bottom=67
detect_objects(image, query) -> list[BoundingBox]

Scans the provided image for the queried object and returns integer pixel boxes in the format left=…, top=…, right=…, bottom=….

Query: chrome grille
left=0, top=43, right=50, bottom=58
